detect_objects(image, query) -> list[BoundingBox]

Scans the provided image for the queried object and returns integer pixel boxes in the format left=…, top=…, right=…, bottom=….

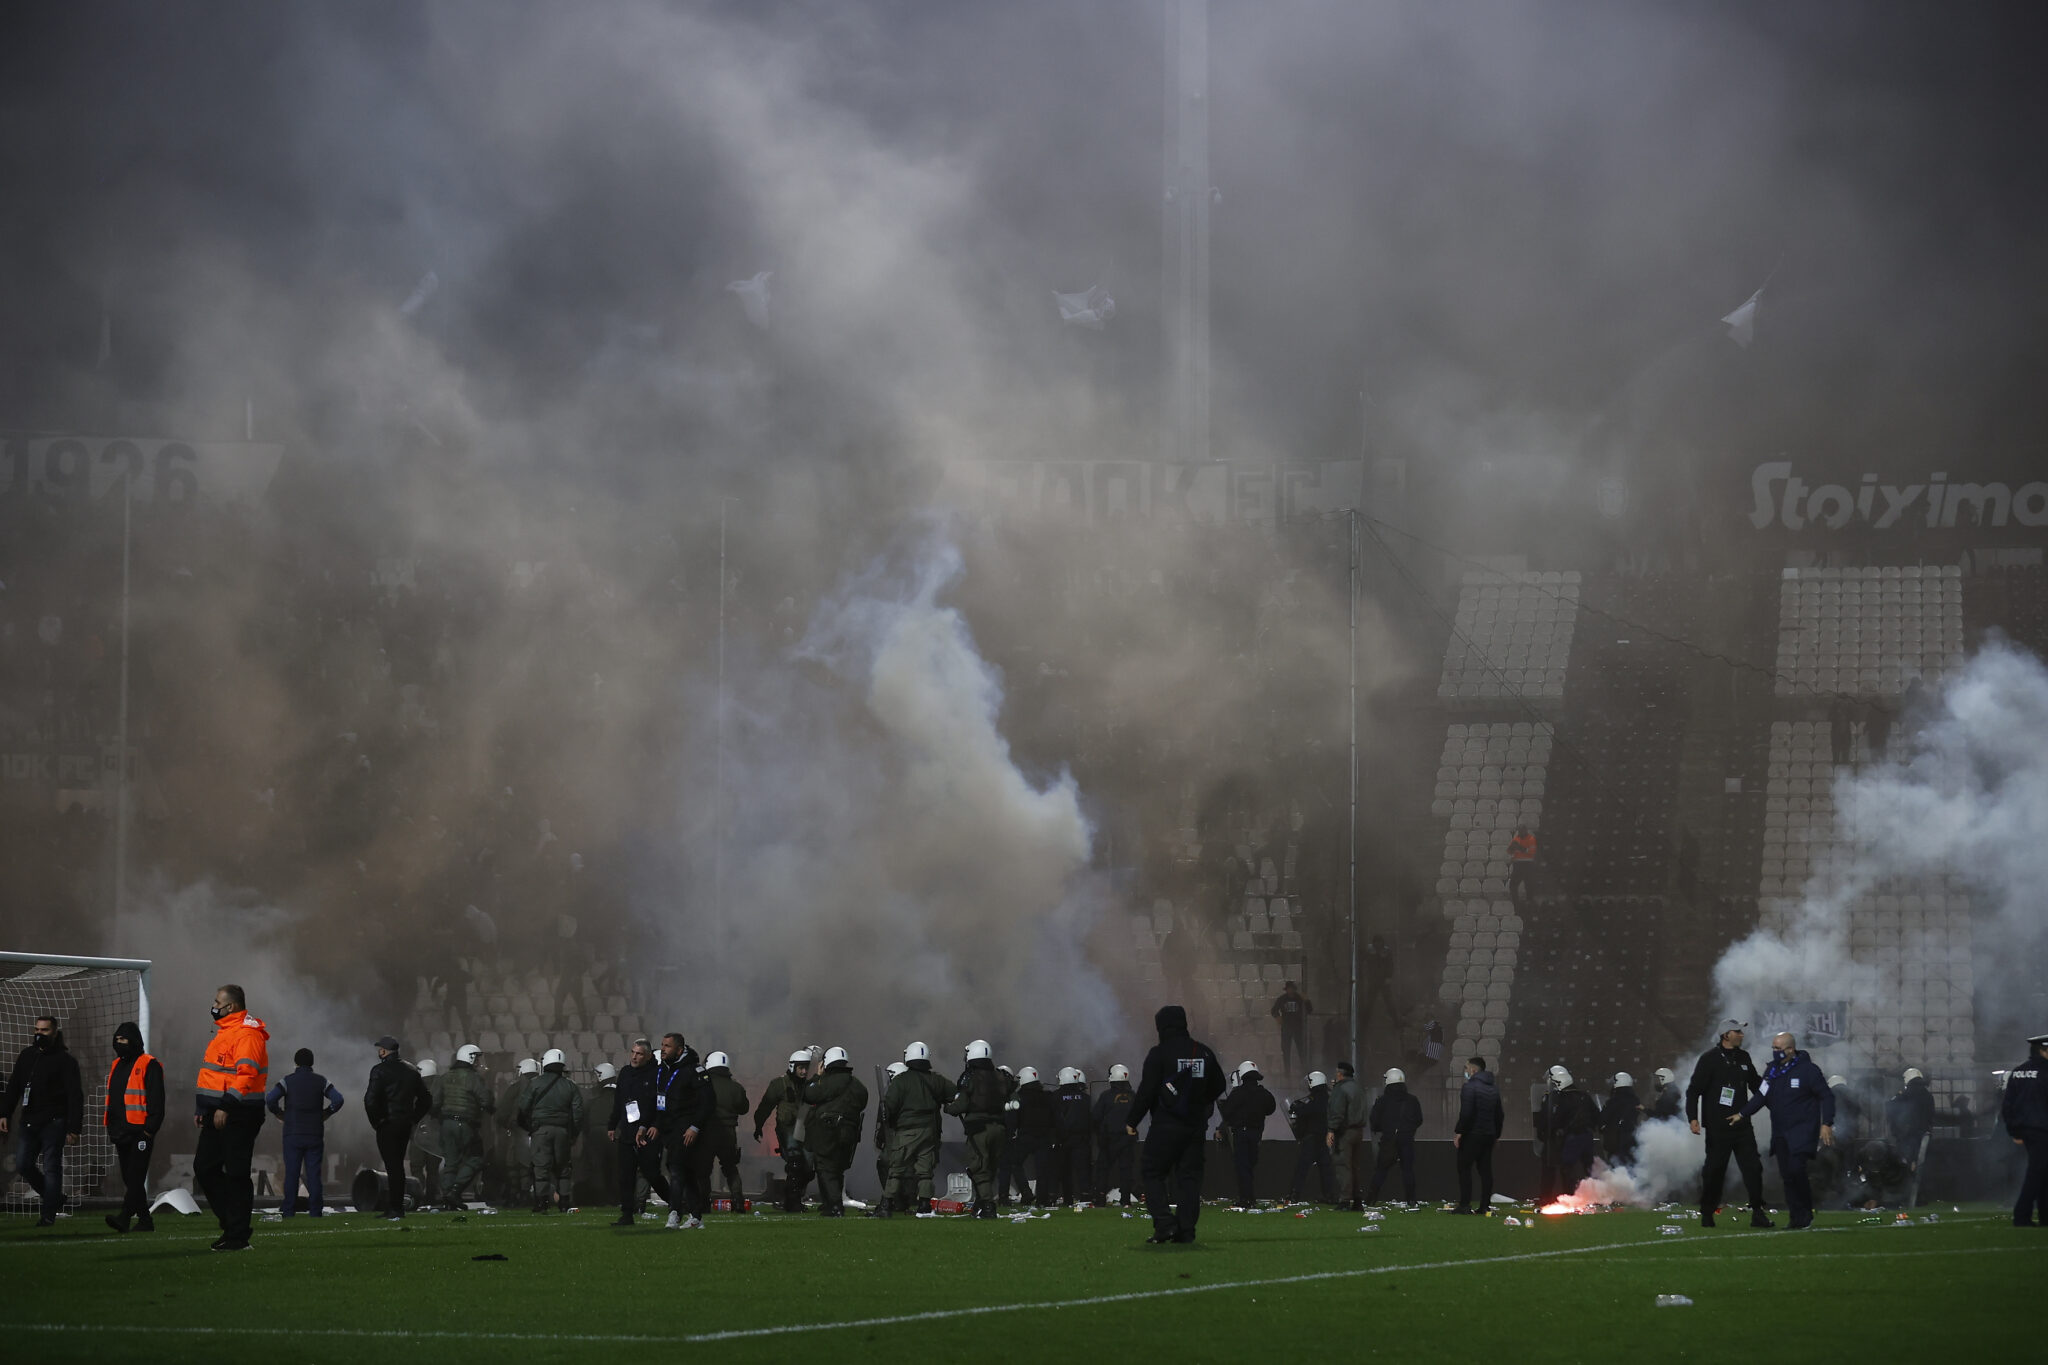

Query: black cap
left=375, top=1035, right=400, bottom=1051
left=1337, top=1061, right=1355, bottom=1076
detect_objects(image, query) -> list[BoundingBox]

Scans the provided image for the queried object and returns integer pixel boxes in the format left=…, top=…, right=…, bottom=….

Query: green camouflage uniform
left=517, top=1067, right=585, bottom=1208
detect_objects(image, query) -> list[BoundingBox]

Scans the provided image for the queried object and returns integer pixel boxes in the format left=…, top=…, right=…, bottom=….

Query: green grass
left=6, top=1200, right=2040, bottom=1363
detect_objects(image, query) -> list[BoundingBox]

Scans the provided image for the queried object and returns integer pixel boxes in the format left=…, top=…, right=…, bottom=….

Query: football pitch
left=6, top=1201, right=2038, bottom=1363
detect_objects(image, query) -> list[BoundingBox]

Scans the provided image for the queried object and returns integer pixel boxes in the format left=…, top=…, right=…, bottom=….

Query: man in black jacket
left=363, top=1036, right=433, bottom=1220
left=1218, top=1061, right=1277, bottom=1208
left=1, top=1015, right=83, bottom=1226
left=1270, top=982, right=1313, bottom=1076
left=1125, top=1004, right=1226, bottom=1244
left=1598, top=1072, right=1645, bottom=1167
left=1288, top=1071, right=1335, bottom=1204
left=2000, top=1031, right=2048, bottom=1227
left=1366, top=1067, right=1424, bottom=1203
left=1737, top=1032, right=1835, bottom=1229
left=1537, top=1066, right=1600, bottom=1197
left=1092, top=1063, right=1137, bottom=1205
left=651, top=1032, right=715, bottom=1229
left=1011, top=1067, right=1057, bottom=1207
left=1050, top=1068, right=1094, bottom=1206
left=608, top=1037, right=674, bottom=1226
left=102, top=1022, right=164, bottom=1233
left=1686, top=1022, right=1773, bottom=1228
left=1452, top=1056, right=1503, bottom=1214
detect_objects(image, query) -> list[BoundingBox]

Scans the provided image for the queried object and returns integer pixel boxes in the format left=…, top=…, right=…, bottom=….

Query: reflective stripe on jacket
left=196, top=1011, right=270, bottom=1112
left=104, top=1053, right=158, bottom=1127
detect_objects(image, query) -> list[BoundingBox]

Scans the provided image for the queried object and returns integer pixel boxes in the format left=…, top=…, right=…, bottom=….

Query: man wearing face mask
left=2, top=1016, right=85, bottom=1227
left=193, top=985, right=271, bottom=1251
left=102, top=1022, right=164, bottom=1233
left=1736, top=1032, right=1834, bottom=1229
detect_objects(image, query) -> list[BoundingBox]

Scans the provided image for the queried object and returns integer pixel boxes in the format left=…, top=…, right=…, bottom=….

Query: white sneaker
left=665, top=1210, right=682, bottom=1230
left=684, top=1216, right=703, bottom=1230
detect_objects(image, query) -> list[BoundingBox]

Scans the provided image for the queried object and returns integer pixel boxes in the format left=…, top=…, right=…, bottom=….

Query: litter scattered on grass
left=1655, top=1294, right=1693, bottom=1308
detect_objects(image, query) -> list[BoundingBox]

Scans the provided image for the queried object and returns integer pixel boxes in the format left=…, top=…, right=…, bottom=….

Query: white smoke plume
left=659, top=532, right=1123, bottom=1070
left=1552, top=642, right=2048, bottom=1209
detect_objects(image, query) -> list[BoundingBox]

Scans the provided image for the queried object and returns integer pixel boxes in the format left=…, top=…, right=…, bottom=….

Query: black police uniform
left=2000, top=1042, right=2048, bottom=1227
left=1217, top=1074, right=1276, bottom=1208
left=1686, top=1043, right=1771, bottom=1226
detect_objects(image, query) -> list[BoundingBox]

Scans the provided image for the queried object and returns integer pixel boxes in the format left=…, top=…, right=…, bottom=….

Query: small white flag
left=727, top=271, right=773, bottom=328
left=1054, top=283, right=1115, bottom=329
left=1721, top=287, right=1763, bottom=348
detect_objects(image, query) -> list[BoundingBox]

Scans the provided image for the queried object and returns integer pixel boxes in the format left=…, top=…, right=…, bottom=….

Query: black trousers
left=1774, top=1142, right=1816, bottom=1226
left=195, top=1117, right=260, bottom=1241
left=1367, top=1133, right=1417, bottom=1201
left=1005, top=1133, right=1046, bottom=1202
left=1230, top=1126, right=1261, bottom=1206
left=1291, top=1132, right=1334, bottom=1202
left=1278, top=1022, right=1306, bottom=1076
left=1701, top=1124, right=1767, bottom=1214
left=1096, top=1137, right=1136, bottom=1203
left=375, top=1124, right=412, bottom=1215
left=1050, top=1138, right=1090, bottom=1204
left=1141, top=1120, right=1206, bottom=1240
left=110, top=1125, right=153, bottom=1219
left=617, top=1126, right=672, bottom=1217
left=1359, top=979, right=1400, bottom=1034
left=1456, top=1134, right=1497, bottom=1210
left=773, top=1122, right=811, bottom=1210
left=709, top=1128, right=743, bottom=1202
left=666, top=1135, right=713, bottom=1218
left=2015, top=1129, right=2048, bottom=1226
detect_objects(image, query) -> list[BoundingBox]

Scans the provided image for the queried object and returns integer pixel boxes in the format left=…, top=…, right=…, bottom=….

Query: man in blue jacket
left=1736, top=1031, right=1835, bottom=1229
left=265, top=1049, right=343, bottom=1216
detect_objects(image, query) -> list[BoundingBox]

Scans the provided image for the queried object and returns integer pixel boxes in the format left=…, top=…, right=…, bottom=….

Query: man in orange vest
left=103, top=1021, right=164, bottom=1234
left=194, top=984, right=270, bottom=1251
left=1507, top=825, right=1538, bottom=905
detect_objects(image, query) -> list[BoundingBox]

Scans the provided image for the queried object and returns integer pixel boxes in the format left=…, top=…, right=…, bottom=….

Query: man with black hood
left=1452, top=1056, right=1504, bottom=1214
left=1287, top=1071, right=1335, bottom=1204
left=1598, top=1072, right=1645, bottom=1167
left=102, top=1022, right=163, bottom=1233
left=1218, top=1060, right=1277, bottom=1208
left=1736, top=1031, right=1835, bottom=1229
left=1366, top=1067, right=1424, bottom=1204
left=363, top=1035, right=433, bottom=1220
left=1125, top=1004, right=1225, bottom=1244
left=265, top=1048, right=343, bottom=1217
left=1, top=1015, right=83, bottom=1227
left=1687, top=1021, right=1772, bottom=1228
left=1092, top=1063, right=1137, bottom=1205
left=945, top=1039, right=1008, bottom=1219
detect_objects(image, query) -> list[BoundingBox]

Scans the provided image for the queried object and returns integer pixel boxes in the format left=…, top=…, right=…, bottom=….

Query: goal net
left=0, top=953, right=150, bottom=1217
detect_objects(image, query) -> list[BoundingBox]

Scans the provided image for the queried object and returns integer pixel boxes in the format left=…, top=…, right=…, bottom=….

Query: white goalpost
left=0, top=952, right=152, bottom=1216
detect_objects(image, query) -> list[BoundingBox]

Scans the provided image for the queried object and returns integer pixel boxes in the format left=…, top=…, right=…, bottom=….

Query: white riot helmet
left=1903, top=1067, right=1924, bottom=1084
left=1237, top=1060, right=1262, bottom=1083
left=1827, top=1075, right=1848, bottom=1089
left=455, top=1044, right=482, bottom=1067
left=965, top=1039, right=993, bottom=1062
left=518, top=1057, right=540, bottom=1076
left=1058, top=1067, right=1084, bottom=1086
left=1016, top=1066, right=1040, bottom=1085
left=1107, top=1063, right=1130, bottom=1082
left=1383, top=1068, right=1405, bottom=1085
left=595, top=1062, right=618, bottom=1082
left=1611, top=1071, right=1634, bottom=1089
left=788, top=1049, right=812, bottom=1068
left=1306, top=1070, right=1328, bottom=1087
left=1548, top=1065, right=1573, bottom=1089
left=541, top=1048, right=566, bottom=1070
left=886, top=1061, right=908, bottom=1079
left=823, top=1046, right=850, bottom=1067
left=705, top=1051, right=730, bottom=1070
left=417, top=1059, right=438, bottom=1078
left=904, top=1041, right=929, bottom=1063
left=1654, top=1067, right=1675, bottom=1086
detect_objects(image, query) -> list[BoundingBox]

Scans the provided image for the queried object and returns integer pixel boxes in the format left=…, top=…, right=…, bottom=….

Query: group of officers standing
left=10, top=984, right=2048, bottom=1247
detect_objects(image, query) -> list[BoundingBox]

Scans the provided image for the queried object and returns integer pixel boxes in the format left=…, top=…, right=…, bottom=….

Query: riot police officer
left=2000, top=1031, right=2048, bottom=1227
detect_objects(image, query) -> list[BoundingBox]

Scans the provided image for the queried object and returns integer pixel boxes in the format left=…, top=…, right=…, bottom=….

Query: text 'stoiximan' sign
left=960, top=460, right=1365, bottom=525
left=1748, top=462, right=2048, bottom=532
left=1754, top=1001, right=1850, bottom=1048
left=0, top=435, right=286, bottom=509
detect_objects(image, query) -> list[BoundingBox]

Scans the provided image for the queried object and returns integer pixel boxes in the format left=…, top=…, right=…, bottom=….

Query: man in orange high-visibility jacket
left=1507, top=825, right=1538, bottom=906
left=103, top=1021, right=164, bottom=1234
left=195, top=984, right=270, bottom=1251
